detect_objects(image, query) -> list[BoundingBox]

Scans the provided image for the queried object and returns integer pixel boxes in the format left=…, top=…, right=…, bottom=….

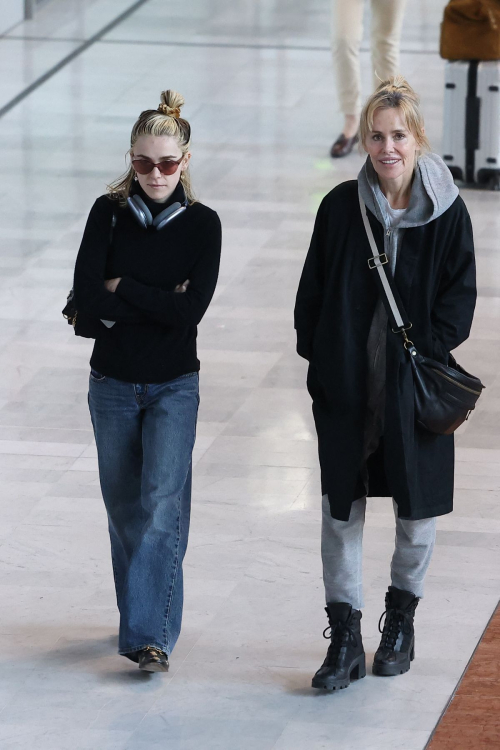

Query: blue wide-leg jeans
left=88, top=369, right=199, bottom=659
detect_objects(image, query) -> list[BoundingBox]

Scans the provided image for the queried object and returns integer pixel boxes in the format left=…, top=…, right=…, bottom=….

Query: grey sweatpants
left=322, top=495, right=436, bottom=610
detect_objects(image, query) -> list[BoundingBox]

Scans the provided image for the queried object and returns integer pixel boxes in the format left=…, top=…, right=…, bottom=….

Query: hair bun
left=157, top=102, right=181, bottom=118
left=158, top=89, right=184, bottom=119
left=376, top=74, right=419, bottom=102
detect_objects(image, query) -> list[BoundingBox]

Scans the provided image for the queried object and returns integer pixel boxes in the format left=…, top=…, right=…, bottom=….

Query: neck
left=378, top=170, right=414, bottom=209
left=152, top=185, right=177, bottom=204
left=138, top=181, right=183, bottom=205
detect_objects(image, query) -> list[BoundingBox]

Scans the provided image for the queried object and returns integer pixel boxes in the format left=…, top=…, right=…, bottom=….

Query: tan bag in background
left=440, top=0, right=500, bottom=60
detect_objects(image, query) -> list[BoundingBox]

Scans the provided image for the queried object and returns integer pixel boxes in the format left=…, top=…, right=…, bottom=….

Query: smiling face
left=363, top=107, right=419, bottom=188
left=131, top=134, right=190, bottom=203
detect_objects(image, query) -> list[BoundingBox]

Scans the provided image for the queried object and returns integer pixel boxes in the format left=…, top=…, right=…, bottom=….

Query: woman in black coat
left=294, top=77, right=476, bottom=690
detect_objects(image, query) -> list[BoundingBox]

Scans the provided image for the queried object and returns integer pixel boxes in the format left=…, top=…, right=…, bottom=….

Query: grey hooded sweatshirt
left=357, top=153, right=459, bottom=456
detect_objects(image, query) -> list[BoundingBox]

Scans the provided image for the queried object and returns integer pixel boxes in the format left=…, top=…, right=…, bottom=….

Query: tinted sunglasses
left=132, top=156, right=184, bottom=176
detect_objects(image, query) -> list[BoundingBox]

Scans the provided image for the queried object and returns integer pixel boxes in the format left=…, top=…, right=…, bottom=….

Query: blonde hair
left=107, top=89, right=196, bottom=205
left=359, top=76, right=431, bottom=155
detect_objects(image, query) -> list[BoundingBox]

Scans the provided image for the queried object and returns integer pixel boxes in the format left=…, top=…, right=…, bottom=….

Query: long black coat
left=294, top=180, right=476, bottom=521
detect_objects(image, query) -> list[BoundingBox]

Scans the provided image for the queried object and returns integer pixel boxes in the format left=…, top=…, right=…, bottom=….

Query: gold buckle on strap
left=368, top=253, right=388, bottom=269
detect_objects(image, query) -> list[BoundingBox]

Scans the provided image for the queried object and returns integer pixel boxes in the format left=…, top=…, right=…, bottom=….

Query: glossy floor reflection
left=0, top=1, right=499, bottom=749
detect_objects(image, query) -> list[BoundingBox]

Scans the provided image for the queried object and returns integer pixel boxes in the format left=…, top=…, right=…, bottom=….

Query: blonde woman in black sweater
left=74, top=90, right=221, bottom=672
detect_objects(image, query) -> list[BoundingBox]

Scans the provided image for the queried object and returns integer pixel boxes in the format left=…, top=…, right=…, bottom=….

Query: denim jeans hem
left=120, top=642, right=168, bottom=662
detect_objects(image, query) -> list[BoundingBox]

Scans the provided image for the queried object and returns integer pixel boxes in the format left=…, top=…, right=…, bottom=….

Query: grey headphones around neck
left=126, top=193, right=188, bottom=231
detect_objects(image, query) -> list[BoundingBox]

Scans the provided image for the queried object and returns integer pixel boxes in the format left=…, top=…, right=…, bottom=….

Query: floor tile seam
left=424, top=599, right=500, bottom=749
left=3, top=35, right=91, bottom=43
left=0, top=425, right=93, bottom=433
left=100, top=39, right=441, bottom=57
left=0, top=0, right=153, bottom=120
left=2, top=34, right=440, bottom=57
left=0, top=446, right=90, bottom=460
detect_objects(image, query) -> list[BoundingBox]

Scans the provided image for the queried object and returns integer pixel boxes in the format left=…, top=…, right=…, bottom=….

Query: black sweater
left=73, top=184, right=221, bottom=383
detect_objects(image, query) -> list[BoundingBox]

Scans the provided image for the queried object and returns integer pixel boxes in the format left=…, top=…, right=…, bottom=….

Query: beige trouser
left=332, top=0, right=407, bottom=116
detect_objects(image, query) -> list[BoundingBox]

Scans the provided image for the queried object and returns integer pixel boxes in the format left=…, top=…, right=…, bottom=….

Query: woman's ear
left=181, top=152, right=191, bottom=171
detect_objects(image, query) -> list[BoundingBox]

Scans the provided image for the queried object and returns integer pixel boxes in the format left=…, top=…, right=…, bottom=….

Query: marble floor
left=0, top=1, right=499, bottom=748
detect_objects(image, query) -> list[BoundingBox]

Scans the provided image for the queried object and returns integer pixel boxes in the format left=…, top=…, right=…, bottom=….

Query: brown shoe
left=330, top=133, right=359, bottom=158
left=138, top=647, right=169, bottom=673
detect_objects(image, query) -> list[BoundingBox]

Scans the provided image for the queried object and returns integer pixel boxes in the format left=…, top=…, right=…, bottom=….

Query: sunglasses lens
left=158, top=160, right=181, bottom=175
left=132, top=160, right=153, bottom=175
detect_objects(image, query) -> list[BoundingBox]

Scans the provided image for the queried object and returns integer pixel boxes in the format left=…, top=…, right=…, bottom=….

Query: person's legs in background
left=370, top=0, right=407, bottom=88
left=330, top=0, right=364, bottom=156
left=330, top=0, right=407, bottom=157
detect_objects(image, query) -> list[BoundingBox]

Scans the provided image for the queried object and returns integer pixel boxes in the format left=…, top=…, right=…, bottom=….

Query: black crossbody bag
left=62, top=212, right=117, bottom=338
left=359, top=191, right=485, bottom=435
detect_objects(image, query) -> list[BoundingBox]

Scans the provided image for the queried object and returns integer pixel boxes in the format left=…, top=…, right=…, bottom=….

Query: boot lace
left=143, top=647, right=165, bottom=660
left=323, top=621, right=358, bottom=667
left=377, top=607, right=413, bottom=651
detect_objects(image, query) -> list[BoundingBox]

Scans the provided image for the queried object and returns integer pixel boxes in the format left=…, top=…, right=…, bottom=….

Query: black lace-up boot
left=372, top=586, right=419, bottom=677
left=312, top=602, right=366, bottom=690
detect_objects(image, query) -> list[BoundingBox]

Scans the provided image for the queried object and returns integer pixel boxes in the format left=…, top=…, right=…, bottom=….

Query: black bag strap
left=110, top=211, right=117, bottom=242
left=358, top=189, right=413, bottom=344
left=101, top=210, right=118, bottom=329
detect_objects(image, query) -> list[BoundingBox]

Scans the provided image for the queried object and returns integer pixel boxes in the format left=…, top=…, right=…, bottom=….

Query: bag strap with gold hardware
left=358, top=189, right=413, bottom=341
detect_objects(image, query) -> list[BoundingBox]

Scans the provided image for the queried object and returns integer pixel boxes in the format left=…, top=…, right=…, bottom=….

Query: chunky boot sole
left=311, top=654, right=366, bottom=691
left=372, top=642, right=415, bottom=677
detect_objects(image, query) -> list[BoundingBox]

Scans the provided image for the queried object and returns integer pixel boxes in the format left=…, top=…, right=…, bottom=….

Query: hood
left=357, top=152, right=459, bottom=229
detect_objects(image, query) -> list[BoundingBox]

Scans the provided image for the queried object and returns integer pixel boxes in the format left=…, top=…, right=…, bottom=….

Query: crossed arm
left=74, top=199, right=222, bottom=328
